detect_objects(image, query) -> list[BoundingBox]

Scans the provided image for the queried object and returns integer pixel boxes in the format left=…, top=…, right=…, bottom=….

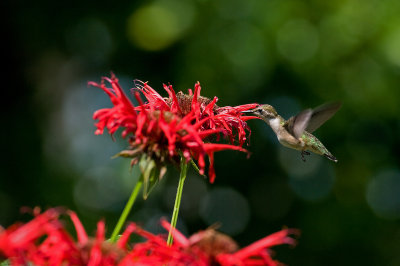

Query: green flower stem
left=167, top=156, right=188, bottom=246
left=110, top=178, right=143, bottom=243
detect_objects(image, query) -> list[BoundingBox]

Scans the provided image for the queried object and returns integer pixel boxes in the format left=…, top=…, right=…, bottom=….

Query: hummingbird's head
left=244, top=104, right=278, bottom=122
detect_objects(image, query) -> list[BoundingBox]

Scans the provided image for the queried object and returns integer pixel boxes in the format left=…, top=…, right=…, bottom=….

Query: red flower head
left=0, top=209, right=135, bottom=265
left=0, top=208, right=81, bottom=265
left=215, top=228, right=299, bottom=266
left=1, top=210, right=298, bottom=266
left=120, top=219, right=298, bottom=266
left=90, top=74, right=257, bottom=187
left=134, top=80, right=258, bottom=146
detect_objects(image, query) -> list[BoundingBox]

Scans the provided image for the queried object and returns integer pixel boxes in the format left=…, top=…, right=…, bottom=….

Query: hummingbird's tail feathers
left=324, top=153, right=338, bottom=163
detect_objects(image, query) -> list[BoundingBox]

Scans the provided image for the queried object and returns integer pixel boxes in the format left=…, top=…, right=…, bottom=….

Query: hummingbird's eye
left=257, top=109, right=262, bottom=113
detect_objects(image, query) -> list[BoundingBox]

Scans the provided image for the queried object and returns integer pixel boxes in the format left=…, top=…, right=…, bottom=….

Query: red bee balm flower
left=0, top=209, right=134, bottom=265
left=120, top=219, right=298, bottom=266
left=135, top=80, right=258, bottom=146
left=90, top=75, right=257, bottom=185
left=0, top=210, right=298, bottom=266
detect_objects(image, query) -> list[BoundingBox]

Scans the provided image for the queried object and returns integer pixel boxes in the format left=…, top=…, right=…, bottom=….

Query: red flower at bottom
left=0, top=209, right=298, bottom=266
left=121, top=219, right=298, bottom=266
left=0, top=209, right=133, bottom=265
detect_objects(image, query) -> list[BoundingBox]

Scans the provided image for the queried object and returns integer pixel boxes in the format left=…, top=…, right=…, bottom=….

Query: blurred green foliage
left=3, top=0, right=400, bottom=265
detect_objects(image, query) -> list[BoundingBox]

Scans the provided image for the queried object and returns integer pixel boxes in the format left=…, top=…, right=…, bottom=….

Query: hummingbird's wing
left=306, top=102, right=342, bottom=133
left=284, top=109, right=312, bottom=139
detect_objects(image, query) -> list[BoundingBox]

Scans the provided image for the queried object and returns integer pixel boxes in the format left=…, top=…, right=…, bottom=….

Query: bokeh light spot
left=199, top=187, right=250, bottom=235
left=381, top=25, right=400, bottom=67
left=219, top=23, right=266, bottom=68
left=277, top=18, right=319, bottom=63
left=213, top=0, right=254, bottom=20
left=288, top=160, right=335, bottom=201
left=127, top=1, right=195, bottom=51
left=73, top=167, right=130, bottom=212
left=51, top=78, right=133, bottom=171
left=279, top=146, right=321, bottom=178
left=366, top=169, right=400, bottom=220
left=217, top=22, right=271, bottom=89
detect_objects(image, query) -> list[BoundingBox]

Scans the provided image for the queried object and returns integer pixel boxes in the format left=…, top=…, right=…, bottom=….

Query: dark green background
left=3, top=0, right=400, bottom=265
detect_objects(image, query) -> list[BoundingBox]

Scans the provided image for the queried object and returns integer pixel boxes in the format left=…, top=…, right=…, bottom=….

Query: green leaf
left=112, top=148, right=142, bottom=159
left=190, top=159, right=206, bottom=178
left=139, top=155, right=159, bottom=200
left=0, top=260, right=11, bottom=266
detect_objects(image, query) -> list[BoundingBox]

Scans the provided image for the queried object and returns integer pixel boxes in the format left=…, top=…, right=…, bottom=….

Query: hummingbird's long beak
left=241, top=109, right=255, bottom=114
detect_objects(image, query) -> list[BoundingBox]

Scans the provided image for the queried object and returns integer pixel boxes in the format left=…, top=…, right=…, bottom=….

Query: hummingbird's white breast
left=269, top=117, right=304, bottom=150
left=268, top=118, right=281, bottom=133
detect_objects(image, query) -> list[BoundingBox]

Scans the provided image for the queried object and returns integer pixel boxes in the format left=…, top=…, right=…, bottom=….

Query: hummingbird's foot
left=301, top=151, right=310, bottom=162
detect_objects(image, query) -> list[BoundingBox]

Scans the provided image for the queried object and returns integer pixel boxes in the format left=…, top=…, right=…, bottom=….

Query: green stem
left=167, top=156, right=188, bottom=246
left=110, top=178, right=143, bottom=243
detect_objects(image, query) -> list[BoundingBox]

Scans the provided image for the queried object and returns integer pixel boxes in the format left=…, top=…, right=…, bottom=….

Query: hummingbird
left=244, top=102, right=342, bottom=162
